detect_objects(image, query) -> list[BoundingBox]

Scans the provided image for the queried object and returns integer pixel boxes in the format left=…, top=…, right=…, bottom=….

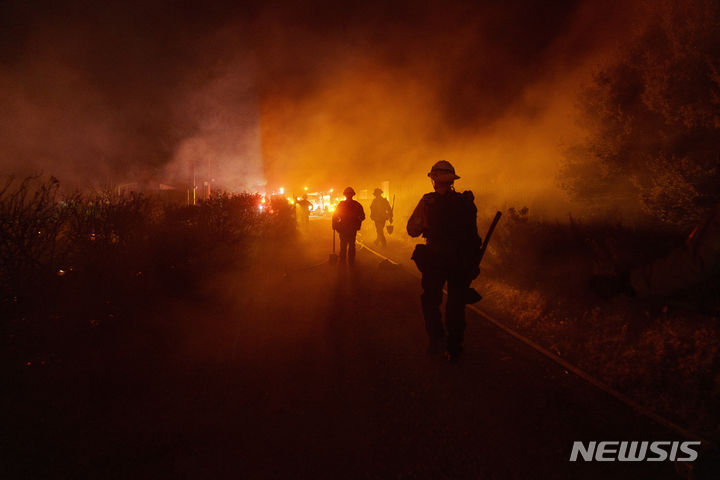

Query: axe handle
left=478, top=211, right=502, bottom=263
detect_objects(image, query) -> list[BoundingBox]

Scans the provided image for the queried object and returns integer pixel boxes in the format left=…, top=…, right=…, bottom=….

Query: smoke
left=0, top=1, right=242, bottom=188
left=0, top=0, right=648, bottom=214
left=254, top=0, right=648, bottom=217
left=164, top=55, right=264, bottom=192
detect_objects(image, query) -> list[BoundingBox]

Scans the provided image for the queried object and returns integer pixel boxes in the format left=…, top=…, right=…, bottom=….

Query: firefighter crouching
left=407, top=161, right=483, bottom=362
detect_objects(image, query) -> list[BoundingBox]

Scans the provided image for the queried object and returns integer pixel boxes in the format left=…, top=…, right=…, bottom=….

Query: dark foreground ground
left=4, top=218, right=685, bottom=479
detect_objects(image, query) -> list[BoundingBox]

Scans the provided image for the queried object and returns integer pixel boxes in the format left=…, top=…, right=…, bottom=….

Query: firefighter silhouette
left=407, top=161, right=482, bottom=361
left=370, top=187, right=393, bottom=247
left=332, top=187, right=365, bottom=265
left=296, top=194, right=313, bottom=229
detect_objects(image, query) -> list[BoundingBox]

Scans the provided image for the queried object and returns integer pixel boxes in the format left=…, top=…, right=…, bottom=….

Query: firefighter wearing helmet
left=407, top=160, right=483, bottom=362
left=296, top=194, right=313, bottom=230
left=370, top=187, right=393, bottom=247
left=332, top=187, right=365, bottom=265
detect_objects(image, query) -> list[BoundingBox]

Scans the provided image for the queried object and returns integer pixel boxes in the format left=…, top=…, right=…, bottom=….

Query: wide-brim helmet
left=428, top=160, right=460, bottom=181
left=373, top=188, right=383, bottom=196
left=343, top=187, right=356, bottom=197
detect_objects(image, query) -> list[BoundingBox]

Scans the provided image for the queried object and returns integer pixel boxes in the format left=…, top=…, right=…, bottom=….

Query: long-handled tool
left=386, top=194, right=396, bottom=235
left=479, top=211, right=502, bottom=264
left=466, top=211, right=502, bottom=304
left=329, top=229, right=338, bottom=264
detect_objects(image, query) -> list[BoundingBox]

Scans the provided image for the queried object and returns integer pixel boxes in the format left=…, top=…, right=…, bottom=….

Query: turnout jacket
left=407, top=190, right=482, bottom=271
left=332, top=199, right=365, bottom=234
left=370, top=196, right=393, bottom=223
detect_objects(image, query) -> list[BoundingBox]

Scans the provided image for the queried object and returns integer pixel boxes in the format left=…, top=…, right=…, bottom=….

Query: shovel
left=329, top=229, right=339, bottom=264
left=386, top=194, right=395, bottom=235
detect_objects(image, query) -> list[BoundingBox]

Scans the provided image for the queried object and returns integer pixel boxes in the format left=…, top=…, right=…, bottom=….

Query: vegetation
left=1, top=175, right=294, bottom=373
left=515, top=0, right=720, bottom=438
left=478, top=207, right=720, bottom=440
left=562, top=0, right=720, bottom=227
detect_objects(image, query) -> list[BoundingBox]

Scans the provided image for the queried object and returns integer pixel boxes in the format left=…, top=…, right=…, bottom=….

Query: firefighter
left=332, top=187, right=365, bottom=265
left=370, top=187, right=393, bottom=247
left=407, top=160, right=482, bottom=361
left=296, top=194, right=313, bottom=229
left=591, top=201, right=720, bottom=299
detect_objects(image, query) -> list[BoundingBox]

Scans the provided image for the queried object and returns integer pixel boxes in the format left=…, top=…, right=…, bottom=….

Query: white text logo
left=569, top=441, right=701, bottom=462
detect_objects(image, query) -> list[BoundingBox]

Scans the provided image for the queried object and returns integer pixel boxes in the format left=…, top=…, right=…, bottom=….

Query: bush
left=0, top=176, right=293, bottom=324
left=478, top=207, right=720, bottom=438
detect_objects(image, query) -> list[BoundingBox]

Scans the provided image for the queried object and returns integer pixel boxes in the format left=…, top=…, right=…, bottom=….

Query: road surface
left=5, top=218, right=683, bottom=479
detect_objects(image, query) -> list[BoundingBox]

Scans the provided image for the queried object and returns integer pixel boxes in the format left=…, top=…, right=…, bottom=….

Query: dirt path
left=5, top=218, right=682, bottom=479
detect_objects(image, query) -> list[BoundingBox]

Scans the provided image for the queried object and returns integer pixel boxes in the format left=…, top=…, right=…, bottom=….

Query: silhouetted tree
left=562, top=0, right=720, bottom=226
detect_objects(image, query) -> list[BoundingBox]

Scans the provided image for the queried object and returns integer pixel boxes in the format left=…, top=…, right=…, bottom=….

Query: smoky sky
left=0, top=0, right=639, bottom=194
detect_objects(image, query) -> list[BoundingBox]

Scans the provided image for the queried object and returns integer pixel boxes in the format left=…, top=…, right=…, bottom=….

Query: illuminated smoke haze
left=0, top=0, right=648, bottom=215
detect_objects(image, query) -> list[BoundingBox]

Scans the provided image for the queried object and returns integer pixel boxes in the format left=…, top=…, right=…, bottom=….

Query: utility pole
left=207, top=157, right=212, bottom=200
left=192, top=162, right=197, bottom=205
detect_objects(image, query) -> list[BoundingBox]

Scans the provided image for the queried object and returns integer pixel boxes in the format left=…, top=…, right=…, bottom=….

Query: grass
left=0, top=175, right=295, bottom=378
left=476, top=207, right=720, bottom=440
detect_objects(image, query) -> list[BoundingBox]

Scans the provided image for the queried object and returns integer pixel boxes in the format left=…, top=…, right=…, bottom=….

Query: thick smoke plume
left=0, top=0, right=647, bottom=216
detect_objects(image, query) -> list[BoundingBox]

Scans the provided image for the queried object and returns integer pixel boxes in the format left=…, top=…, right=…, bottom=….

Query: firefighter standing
left=370, top=188, right=393, bottom=247
left=332, top=187, right=365, bottom=265
left=296, top=194, right=313, bottom=229
left=407, top=161, right=482, bottom=361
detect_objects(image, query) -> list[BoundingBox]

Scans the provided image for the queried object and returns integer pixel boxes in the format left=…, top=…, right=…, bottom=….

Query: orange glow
left=256, top=18, right=641, bottom=221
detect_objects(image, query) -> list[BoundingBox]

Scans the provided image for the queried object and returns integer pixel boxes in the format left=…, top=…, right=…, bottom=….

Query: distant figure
left=370, top=188, right=393, bottom=247
left=407, top=161, right=482, bottom=362
left=332, top=187, right=365, bottom=265
left=296, top=194, right=313, bottom=229
left=591, top=202, right=720, bottom=299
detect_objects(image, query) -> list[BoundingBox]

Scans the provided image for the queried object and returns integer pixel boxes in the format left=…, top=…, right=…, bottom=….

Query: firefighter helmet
left=428, top=160, right=460, bottom=180
left=343, top=187, right=356, bottom=197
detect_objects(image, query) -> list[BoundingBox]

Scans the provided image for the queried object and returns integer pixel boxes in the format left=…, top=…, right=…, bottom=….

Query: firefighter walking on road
left=370, top=187, right=393, bottom=247
left=296, top=194, right=313, bottom=230
left=407, top=161, right=483, bottom=362
left=332, top=187, right=365, bottom=265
